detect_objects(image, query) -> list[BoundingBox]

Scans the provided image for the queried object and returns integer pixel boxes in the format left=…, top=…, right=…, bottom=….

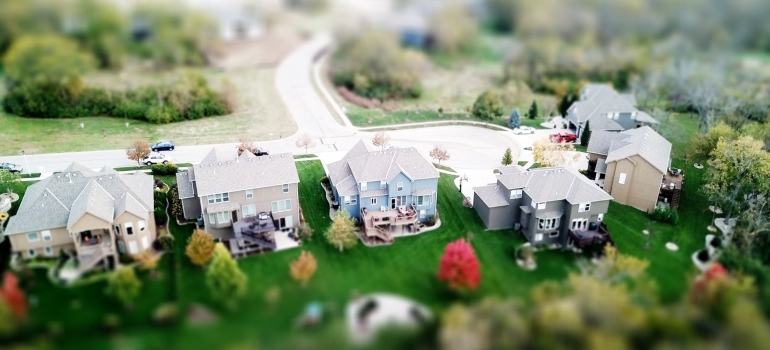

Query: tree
left=580, top=120, right=592, bottom=147
left=126, top=139, right=151, bottom=167
left=186, top=229, right=216, bottom=266
left=236, top=136, right=256, bottom=156
left=206, top=243, right=247, bottom=310
left=297, top=222, right=314, bottom=241
left=428, top=3, right=478, bottom=54
left=472, top=90, right=504, bottom=122
left=372, top=131, right=391, bottom=150
left=290, top=250, right=317, bottom=288
left=105, top=266, right=142, bottom=309
left=3, top=34, right=95, bottom=86
left=0, top=272, right=26, bottom=320
left=430, top=145, right=451, bottom=165
left=688, top=121, right=736, bottom=163
left=325, top=210, right=358, bottom=252
left=134, top=250, right=161, bottom=279
left=527, top=100, right=539, bottom=119
left=437, top=238, right=481, bottom=293
left=295, top=134, right=317, bottom=154
left=532, top=139, right=581, bottom=167
left=501, top=148, right=513, bottom=166
left=508, top=108, right=521, bottom=129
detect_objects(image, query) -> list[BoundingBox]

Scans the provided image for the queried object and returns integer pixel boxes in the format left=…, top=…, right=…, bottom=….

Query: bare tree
left=295, top=134, right=317, bottom=154
left=372, top=132, right=391, bottom=150
left=430, top=145, right=451, bottom=166
left=126, top=140, right=151, bottom=167
left=236, top=136, right=255, bottom=156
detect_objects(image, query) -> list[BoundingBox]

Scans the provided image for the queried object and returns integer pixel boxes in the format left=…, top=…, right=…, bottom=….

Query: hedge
left=151, top=163, right=179, bottom=176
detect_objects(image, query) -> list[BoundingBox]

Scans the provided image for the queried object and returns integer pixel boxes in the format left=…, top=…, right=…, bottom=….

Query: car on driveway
left=0, top=163, right=22, bottom=173
left=549, top=132, right=577, bottom=143
left=512, top=126, right=536, bottom=135
left=143, top=152, right=168, bottom=165
left=151, top=140, right=175, bottom=152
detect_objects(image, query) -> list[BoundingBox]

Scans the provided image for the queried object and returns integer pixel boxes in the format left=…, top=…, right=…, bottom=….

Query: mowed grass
left=0, top=68, right=296, bottom=156
left=53, top=160, right=576, bottom=349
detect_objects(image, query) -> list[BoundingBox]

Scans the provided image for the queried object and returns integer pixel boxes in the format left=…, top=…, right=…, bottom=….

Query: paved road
left=1, top=33, right=583, bottom=175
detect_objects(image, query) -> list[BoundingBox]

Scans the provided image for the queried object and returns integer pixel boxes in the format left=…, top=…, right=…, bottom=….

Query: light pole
left=21, top=150, right=30, bottom=175
left=458, top=174, right=469, bottom=193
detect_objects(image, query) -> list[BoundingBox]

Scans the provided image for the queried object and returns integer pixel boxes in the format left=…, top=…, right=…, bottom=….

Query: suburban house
left=326, top=140, right=440, bottom=245
left=176, top=148, right=300, bottom=256
left=586, top=126, right=678, bottom=213
left=473, top=166, right=614, bottom=248
left=3, top=163, right=157, bottom=273
left=566, top=83, right=659, bottom=138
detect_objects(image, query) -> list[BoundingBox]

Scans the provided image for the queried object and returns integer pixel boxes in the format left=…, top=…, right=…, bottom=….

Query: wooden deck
left=360, top=206, right=419, bottom=245
left=659, top=169, right=684, bottom=209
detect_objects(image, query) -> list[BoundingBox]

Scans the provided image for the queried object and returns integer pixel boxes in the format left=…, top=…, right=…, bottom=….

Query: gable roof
left=4, top=163, right=154, bottom=235
left=190, top=148, right=300, bottom=197
left=493, top=166, right=613, bottom=204
left=327, top=140, right=439, bottom=195
left=570, top=83, right=659, bottom=127
left=604, top=126, right=672, bottom=174
left=473, top=185, right=509, bottom=208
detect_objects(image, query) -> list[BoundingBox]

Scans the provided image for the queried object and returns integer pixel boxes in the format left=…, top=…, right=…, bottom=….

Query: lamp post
left=21, top=150, right=30, bottom=175
left=458, top=174, right=469, bottom=193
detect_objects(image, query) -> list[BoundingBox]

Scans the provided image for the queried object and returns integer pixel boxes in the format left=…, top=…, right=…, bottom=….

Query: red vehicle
left=549, top=132, right=577, bottom=143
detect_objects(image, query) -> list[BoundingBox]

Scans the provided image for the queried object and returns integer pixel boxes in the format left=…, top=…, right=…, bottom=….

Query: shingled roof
left=588, top=126, right=672, bottom=174
left=4, top=163, right=153, bottom=235
left=327, top=140, right=439, bottom=196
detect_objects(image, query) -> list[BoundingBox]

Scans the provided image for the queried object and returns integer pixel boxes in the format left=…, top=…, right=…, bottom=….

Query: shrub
left=517, top=246, right=534, bottom=261
left=154, top=207, right=168, bottom=225
left=297, top=223, right=314, bottom=241
left=152, top=303, right=179, bottom=326
left=154, top=189, right=167, bottom=203
left=168, top=184, right=184, bottom=220
left=320, top=176, right=331, bottom=188
left=426, top=215, right=437, bottom=227
left=102, top=314, right=121, bottom=332
left=650, top=205, right=679, bottom=225
left=151, top=162, right=179, bottom=176
left=158, top=234, right=175, bottom=250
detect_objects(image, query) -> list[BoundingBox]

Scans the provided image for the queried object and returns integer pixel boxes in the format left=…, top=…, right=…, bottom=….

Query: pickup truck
left=549, top=133, right=577, bottom=143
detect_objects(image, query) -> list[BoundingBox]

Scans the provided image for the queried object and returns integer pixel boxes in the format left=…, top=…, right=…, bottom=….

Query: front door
left=391, top=198, right=397, bottom=209
left=231, top=210, right=238, bottom=223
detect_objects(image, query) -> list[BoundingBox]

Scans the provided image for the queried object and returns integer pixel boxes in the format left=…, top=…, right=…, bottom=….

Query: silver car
left=513, top=126, right=536, bottom=135
left=0, top=162, right=23, bottom=173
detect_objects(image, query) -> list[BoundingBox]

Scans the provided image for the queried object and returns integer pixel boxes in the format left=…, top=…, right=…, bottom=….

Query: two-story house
left=176, top=148, right=300, bottom=255
left=3, top=163, right=157, bottom=274
left=566, top=83, right=659, bottom=138
left=326, top=140, right=439, bottom=244
left=587, top=126, right=675, bottom=213
left=473, top=166, right=613, bottom=248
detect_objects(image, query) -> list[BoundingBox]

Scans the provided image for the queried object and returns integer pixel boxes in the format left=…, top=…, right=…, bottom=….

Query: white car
left=512, top=126, right=536, bottom=135
left=143, top=152, right=168, bottom=165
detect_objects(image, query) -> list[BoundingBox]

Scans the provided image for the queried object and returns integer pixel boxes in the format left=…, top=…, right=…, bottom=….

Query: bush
left=168, top=184, right=184, bottom=220
left=517, top=246, right=535, bottom=261
left=320, top=176, right=331, bottom=188
left=158, top=234, right=175, bottom=250
left=102, top=314, right=121, bottom=332
left=152, top=303, right=179, bottom=326
left=650, top=205, right=679, bottom=225
left=297, top=223, right=314, bottom=241
left=154, top=207, right=168, bottom=225
left=151, top=162, right=178, bottom=176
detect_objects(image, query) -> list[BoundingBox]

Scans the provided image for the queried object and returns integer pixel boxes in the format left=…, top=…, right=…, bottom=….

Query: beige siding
left=113, top=212, right=157, bottom=255
left=605, top=156, right=662, bottom=212
left=9, top=227, right=75, bottom=259
left=69, top=213, right=112, bottom=233
left=200, top=183, right=300, bottom=229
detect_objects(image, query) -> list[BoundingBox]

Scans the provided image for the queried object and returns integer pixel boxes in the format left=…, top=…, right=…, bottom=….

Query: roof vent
left=41, top=203, right=45, bottom=208
left=218, top=162, right=222, bottom=166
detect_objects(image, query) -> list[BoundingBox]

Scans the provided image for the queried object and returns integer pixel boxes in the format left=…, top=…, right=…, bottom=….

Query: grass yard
left=0, top=68, right=296, bottom=156
left=655, top=112, right=700, bottom=159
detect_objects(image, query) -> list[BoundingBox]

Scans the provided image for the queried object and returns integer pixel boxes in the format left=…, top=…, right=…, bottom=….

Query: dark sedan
left=151, top=140, right=175, bottom=152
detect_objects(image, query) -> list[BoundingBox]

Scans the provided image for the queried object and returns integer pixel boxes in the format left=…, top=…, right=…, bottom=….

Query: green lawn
left=655, top=112, right=700, bottom=159
left=433, top=163, right=456, bottom=173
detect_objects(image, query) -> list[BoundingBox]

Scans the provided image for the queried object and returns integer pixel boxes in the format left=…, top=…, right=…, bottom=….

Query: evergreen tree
left=527, top=100, right=539, bottom=119
left=501, top=148, right=513, bottom=166
left=580, top=120, right=592, bottom=146
left=105, top=267, right=142, bottom=309
left=508, top=108, right=521, bottom=129
left=206, top=243, right=247, bottom=310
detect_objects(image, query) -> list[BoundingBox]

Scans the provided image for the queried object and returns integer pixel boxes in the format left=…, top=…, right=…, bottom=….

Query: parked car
left=151, top=140, right=175, bottom=152
left=549, top=133, right=577, bottom=143
left=0, top=162, right=22, bottom=173
left=143, top=152, right=168, bottom=165
left=512, top=126, right=536, bottom=135
left=251, top=147, right=269, bottom=156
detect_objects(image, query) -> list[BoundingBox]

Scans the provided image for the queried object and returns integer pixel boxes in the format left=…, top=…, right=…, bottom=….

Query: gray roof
left=115, top=193, right=149, bottom=220
left=4, top=163, right=153, bottom=235
left=473, top=185, right=509, bottom=208
left=327, top=140, right=439, bottom=196
left=595, top=159, right=607, bottom=173
left=190, top=148, right=300, bottom=197
left=498, top=165, right=525, bottom=174
left=206, top=201, right=241, bottom=213
left=605, top=126, right=671, bottom=173
left=335, top=176, right=359, bottom=197
left=484, top=166, right=613, bottom=205
left=360, top=189, right=388, bottom=198
left=569, top=83, right=658, bottom=127
left=412, top=188, right=435, bottom=196
left=587, top=130, right=624, bottom=155
left=536, top=209, right=564, bottom=219
left=176, top=172, right=196, bottom=199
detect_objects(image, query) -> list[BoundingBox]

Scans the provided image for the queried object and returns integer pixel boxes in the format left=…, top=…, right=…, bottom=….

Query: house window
left=217, top=211, right=230, bottom=223
left=207, top=193, right=229, bottom=204
left=28, top=249, right=36, bottom=258
left=118, top=240, right=125, bottom=253
left=343, top=196, right=357, bottom=206
left=571, top=219, right=588, bottom=230
left=114, top=225, right=121, bottom=236
left=44, top=246, right=53, bottom=256
left=142, top=236, right=150, bottom=250
left=42, top=230, right=52, bottom=241
left=618, top=173, right=626, bottom=185
left=510, top=189, right=522, bottom=199
left=534, top=233, right=543, bottom=242
left=417, top=195, right=432, bottom=206
left=243, top=204, right=257, bottom=218
left=246, top=189, right=253, bottom=199
left=380, top=181, right=386, bottom=189
left=537, top=203, right=546, bottom=210
left=209, top=213, right=216, bottom=224
left=27, top=232, right=39, bottom=242
left=360, top=182, right=367, bottom=191
left=549, top=231, right=559, bottom=238
left=138, top=220, right=146, bottom=231
left=371, top=198, right=377, bottom=205
left=283, top=184, right=290, bottom=193
left=397, top=182, right=403, bottom=191
left=538, top=218, right=559, bottom=230
left=578, top=202, right=591, bottom=213
left=598, top=213, right=604, bottom=221
left=271, top=199, right=293, bottom=212
left=417, top=196, right=424, bottom=206
left=420, top=210, right=426, bottom=218
left=128, top=241, right=138, bottom=254
left=125, top=222, right=134, bottom=235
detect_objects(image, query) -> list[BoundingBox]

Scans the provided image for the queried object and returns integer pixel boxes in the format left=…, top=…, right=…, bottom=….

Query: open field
left=0, top=67, right=296, bottom=156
